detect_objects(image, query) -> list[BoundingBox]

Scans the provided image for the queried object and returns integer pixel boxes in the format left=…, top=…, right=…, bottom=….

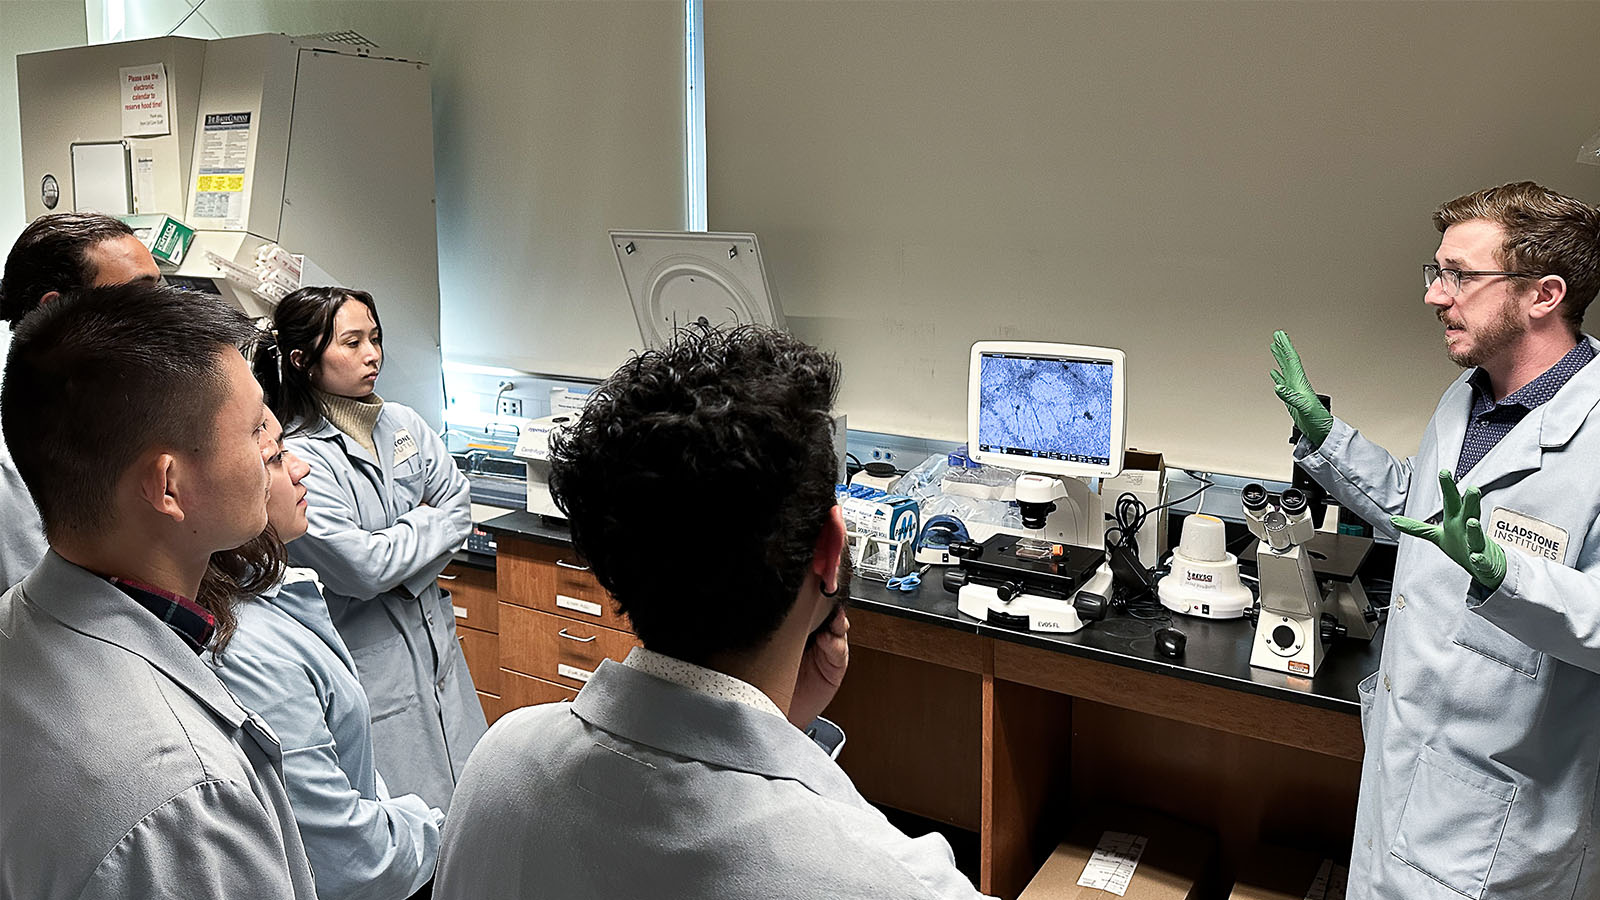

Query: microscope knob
left=1243, top=604, right=1260, bottom=627
left=941, top=568, right=969, bottom=594
left=1320, top=613, right=1348, bottom=643
left=996, top=581, right=1023, bottom=603
left=949, top=540, right=982, bottom=559
left=1074, top=591, right=1108, bottom=623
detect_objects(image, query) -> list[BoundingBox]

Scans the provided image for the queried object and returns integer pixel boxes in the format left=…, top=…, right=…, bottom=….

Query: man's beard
left=1444, top=293, right=1525, bottom=368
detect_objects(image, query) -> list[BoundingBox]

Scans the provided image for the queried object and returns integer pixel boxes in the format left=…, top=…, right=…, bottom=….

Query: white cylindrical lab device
left=1158, top=514, right=1254, bottom=619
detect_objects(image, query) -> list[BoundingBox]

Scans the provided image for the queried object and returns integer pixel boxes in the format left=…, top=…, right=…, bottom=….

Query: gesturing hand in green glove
left=1270, top=331, right=1334, bottom=449
left=1391, top=470, right=1508, bottom=591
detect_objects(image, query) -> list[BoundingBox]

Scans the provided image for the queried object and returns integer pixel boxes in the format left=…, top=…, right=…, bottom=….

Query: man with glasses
left=0, top=214, right=161, bottom=591
left=1270, top=182, right=1600, bottom=899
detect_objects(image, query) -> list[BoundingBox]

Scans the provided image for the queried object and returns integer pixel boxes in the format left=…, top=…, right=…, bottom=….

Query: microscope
left=1240, top=483, right=1379, bottom=677
left=942, top=341, right=1126, bottom=634
left=944, top=472, right=1115, bottom=632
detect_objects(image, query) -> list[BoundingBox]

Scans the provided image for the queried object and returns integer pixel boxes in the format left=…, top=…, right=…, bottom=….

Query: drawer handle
left=558, top=628, right=597, bottom=643
left=555, top=559, right=591, bottom=572
left=437, top=573, right=459, bottom=581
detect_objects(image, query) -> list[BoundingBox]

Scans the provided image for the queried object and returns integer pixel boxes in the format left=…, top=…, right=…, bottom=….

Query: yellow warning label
left=195, top=175, right=245, bottom=192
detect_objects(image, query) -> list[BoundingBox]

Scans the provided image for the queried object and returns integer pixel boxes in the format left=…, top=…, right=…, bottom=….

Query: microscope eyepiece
left=1241, top=483, right=1269, bottom=511
left=1280, top=488, right=1308, bottom=515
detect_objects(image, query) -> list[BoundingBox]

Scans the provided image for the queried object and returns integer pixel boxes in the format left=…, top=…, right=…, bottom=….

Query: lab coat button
left=1395, top=594, right=1405, bottom=610
left=1383, top=674, right=1392, bottom=691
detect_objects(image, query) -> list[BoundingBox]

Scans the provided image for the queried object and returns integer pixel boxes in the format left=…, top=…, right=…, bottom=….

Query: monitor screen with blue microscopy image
left=976, top=352, right=1116, bottom=466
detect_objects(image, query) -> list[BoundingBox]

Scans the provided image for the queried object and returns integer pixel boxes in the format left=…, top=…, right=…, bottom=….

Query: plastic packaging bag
left=897, top=452, right=1022, bottom=537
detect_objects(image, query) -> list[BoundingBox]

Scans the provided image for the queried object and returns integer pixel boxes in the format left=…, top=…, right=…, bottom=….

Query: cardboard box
left=1018, top=806, right=1215, bottom=900
left=1228, top=846, right=1346, bottom=900
left=1100, top=449, right=1168, bottom=569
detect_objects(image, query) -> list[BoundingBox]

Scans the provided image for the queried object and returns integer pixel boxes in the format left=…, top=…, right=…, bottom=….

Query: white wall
left=96, top=0, right=686, bottom=379
left=705, top=1, right=1600, bottom=479
left=2, top=1, right=88, bottom=251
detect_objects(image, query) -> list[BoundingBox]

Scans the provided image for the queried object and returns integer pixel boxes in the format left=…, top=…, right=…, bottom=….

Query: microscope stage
left=960, top=534, right=1105, bottom=596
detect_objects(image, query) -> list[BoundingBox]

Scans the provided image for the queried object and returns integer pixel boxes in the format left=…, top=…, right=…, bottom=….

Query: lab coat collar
left=294, top=414, right=383, bottom=469
left=254, top=567, right=356, bottom=673
left=17, top=551, right=254, bottom=731
left=572, top=659, right=857, bottom=801
left=1418, top=334, right=1600, bottom=522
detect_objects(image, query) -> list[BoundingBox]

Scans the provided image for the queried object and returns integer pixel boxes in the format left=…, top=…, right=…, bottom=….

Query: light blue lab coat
left=0, top=552, right=317, bottom=900
left=1295, top=335, right=1600, bottom=900
left=433, top=659, right=991, bottom=900
left=0, top=339, right=49, bottom=592
left=286, top=401, right=486, bottom=813
left=207, top=568, right=443, bottom=900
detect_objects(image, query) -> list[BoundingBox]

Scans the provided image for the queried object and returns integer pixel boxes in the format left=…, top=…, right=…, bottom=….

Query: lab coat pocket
left=349, top=634, right=420, bottom=724
left=391, top=457, right=426, bottom=508
left=1392, top=746, right=1515, bottom=899
left=1453, top=610, right=1542, bottom=679
left=1355, top=671, right=1379, bottom=737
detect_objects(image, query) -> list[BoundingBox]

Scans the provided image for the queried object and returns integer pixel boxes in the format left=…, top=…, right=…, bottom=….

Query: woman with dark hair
left=207, top=409, right=443, bottom=900
left=261, top=285, right=485, bottom=814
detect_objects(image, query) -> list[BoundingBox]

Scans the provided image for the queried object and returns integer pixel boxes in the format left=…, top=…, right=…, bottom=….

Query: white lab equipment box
left=16, top=34, right=445, bottom=429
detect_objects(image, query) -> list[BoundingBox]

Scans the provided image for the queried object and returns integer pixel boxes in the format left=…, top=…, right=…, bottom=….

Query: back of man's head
left=0, top=213, right=138, bottom=326
left=549, top=326, right=841, bottom=666
left=1434, top=182, right=1600, bottom=333
left=2, top=282, right=260, bottom=541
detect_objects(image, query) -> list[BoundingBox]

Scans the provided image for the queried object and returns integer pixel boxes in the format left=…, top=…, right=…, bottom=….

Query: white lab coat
left=0, top=337, right=49, bottom=592
left=207, top=567, right=443, bottom=900
left=286, top=401, right=486, bottom=813
left=0, top=552, right=317, bottom=900
left=434, top=659, right=991, bottom=900
left=1295, top=335, right=1600, bottom=899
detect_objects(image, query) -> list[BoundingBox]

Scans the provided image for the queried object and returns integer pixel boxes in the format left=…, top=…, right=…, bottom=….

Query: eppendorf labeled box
left=1018, top=805, right=1215, bottom=900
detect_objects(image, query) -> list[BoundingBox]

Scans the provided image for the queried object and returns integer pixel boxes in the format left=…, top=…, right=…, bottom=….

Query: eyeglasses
left=1422, top=264, right=1536, bottom=297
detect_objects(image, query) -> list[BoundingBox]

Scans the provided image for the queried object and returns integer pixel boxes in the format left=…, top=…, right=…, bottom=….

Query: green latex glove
left=1269, top=330, right=1334, bottom=449
left=1391, top=470, right=1508, bottom=591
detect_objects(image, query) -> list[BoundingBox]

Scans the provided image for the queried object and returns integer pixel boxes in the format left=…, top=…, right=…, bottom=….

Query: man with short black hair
left=0, top=213, right=161, bottom=590
left=0, top=282, right=317, bottom=900
left=434, top=326, right=988, bottom=900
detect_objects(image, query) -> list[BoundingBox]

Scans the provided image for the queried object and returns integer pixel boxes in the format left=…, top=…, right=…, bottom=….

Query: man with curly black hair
left=435, top=326, right=989, bottom=899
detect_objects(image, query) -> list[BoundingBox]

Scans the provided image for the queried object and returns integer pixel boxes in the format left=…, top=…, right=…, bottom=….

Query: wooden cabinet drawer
left=476, top=690, right=503, bottom=724
left=498, top=537, right=631, bottom=632
left=439, top=562, right=498, bottom=633
left=499, top=602, right=639, bottom=689
left=501, top=668, right=578, bottom=711
left=457, top=625, right=500, bottom=695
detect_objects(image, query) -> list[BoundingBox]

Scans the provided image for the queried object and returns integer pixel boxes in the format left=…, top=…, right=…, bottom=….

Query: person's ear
left=1528, top=274, right=1568, bottom=323
left=134, top=452, right=186, bottom=523
left=811, top=506, right=847, bottom=594
left=289, top=349, right=305, bottom=370
left=37, top=290, right=61, bottom=307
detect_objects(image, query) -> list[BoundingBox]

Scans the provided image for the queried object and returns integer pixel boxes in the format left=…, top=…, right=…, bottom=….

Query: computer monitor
left=967, top=341, right=1127, bottom=480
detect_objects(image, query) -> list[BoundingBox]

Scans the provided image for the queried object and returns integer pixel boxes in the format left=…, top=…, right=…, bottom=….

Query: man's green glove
left=1269, top=331, right=1334, bottom=449
left=1391, top=470, right=1508, bottom=591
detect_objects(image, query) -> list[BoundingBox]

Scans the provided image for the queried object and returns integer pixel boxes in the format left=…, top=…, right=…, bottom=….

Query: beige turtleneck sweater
left=315, top=390, right=384, bottom=457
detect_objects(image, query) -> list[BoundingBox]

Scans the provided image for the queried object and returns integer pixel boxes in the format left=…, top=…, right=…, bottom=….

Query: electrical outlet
left=870, top=448, right=894, bottom=463
left=497, top=397, right=523, bottom=418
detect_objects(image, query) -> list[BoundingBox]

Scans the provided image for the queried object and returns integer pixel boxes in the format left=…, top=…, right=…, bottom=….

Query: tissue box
left=837, top=485, right=921, bottom=541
